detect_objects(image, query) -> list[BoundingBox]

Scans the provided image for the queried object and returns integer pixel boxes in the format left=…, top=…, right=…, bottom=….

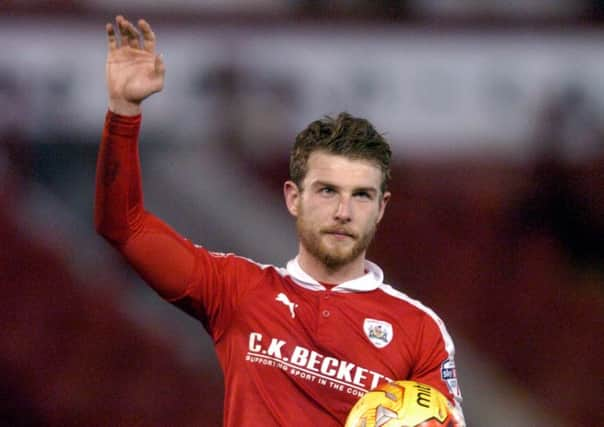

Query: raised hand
left=106, top=16, right=165, bottom=116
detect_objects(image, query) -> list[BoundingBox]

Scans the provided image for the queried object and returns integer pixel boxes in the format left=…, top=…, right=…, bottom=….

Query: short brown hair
left=289, top=112, right=392, bottom=193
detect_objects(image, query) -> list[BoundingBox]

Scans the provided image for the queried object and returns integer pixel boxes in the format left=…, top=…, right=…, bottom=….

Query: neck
left=297, top=246, right=367, bottom=284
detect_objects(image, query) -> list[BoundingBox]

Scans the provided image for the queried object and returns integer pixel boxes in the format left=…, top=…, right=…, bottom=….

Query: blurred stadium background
left=1, top=1, right=604, bottom=426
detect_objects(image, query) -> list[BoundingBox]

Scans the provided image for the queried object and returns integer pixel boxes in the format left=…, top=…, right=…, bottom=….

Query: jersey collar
left=285, top=257, right=384, bottom=293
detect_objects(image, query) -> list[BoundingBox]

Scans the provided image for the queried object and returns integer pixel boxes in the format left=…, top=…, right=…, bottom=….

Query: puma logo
left=275, top=293, right=298, bottom=319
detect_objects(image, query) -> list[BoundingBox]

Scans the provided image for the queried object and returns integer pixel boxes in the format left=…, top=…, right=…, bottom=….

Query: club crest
left=363, top=318, right=393, bottom=348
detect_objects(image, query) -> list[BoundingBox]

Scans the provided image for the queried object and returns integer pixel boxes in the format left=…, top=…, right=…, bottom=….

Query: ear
left=283, top=180, right=301, bottom=217
left=376, top=191, right=391, bottom=224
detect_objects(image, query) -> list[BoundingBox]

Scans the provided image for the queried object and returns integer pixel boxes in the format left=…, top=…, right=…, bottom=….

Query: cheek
left=302, top=205, right=327, bottom=224
left=362, top=205, right=383, bottom=226
left=302, top=195, right=333, bottom=213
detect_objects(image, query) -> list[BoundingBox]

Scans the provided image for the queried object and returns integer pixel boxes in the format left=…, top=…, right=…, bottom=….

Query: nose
left=334, top=195, right=352, bottom=223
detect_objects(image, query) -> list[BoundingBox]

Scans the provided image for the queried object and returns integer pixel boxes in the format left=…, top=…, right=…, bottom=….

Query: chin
left=318, top=246, right=359, bottom=269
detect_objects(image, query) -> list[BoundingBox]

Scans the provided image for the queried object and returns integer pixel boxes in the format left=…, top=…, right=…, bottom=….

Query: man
left=95, top=16, right=465, bottom=426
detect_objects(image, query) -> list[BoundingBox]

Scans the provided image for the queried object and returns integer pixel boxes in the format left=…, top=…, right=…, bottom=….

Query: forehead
left=303, top=151, right=382, bottom=189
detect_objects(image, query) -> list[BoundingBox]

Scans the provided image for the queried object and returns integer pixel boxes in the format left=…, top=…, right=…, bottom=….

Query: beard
left=296, top=208, right=377, bottom=271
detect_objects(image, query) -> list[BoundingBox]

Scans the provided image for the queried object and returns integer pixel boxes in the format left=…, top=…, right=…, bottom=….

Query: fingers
left=116, top=15, right=128, bottom=47
left=127, top=23, right=141, bottom=49
left=151, top=54, right=166, bottom=93
left=124, top=19, right=141, bottom=49
left=110, top=16, right=156, bottom=54
left=139, top=19, right=156, bottom=53
left=116, top=15, right=141, bottom=49
left=154, top=54, right=165, bottom=76
left=106, top=22, right=117, bottom=51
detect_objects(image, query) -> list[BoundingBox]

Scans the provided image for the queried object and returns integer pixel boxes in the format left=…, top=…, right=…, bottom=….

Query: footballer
left=95, top=15, right=465, bottom=426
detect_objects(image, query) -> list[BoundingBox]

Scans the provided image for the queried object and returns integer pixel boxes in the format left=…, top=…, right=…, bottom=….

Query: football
left=345, top=380, right=462, bottom=427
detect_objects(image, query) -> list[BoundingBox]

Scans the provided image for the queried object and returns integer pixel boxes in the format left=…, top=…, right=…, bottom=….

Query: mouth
left=322, top=229, right=356, bottom=240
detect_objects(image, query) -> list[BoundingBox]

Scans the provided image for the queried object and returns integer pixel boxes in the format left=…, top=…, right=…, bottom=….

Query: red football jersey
left=95, top=112, right=464, bottom=426
left=183, top=252, right=464, bottom=426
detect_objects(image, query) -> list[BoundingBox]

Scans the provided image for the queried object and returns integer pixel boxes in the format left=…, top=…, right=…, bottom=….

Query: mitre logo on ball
left=344, top=380, right=463, bottom=427
left=363, top=318, right=393, bottom=348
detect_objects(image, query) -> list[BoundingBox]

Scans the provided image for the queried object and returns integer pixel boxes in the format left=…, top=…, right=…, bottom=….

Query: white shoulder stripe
left=207, top=250, right=290, bottom=277
left=380, top=284, right=466, bottom=425
left=377, top=284, right=456, bottom=357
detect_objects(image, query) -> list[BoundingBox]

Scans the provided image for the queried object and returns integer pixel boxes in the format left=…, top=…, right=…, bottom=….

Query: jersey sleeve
left=173, top=251, right=267, bottom=341
left=94, top=111, right=261, bottom=341
left=411, top=313, right=465, bottom=425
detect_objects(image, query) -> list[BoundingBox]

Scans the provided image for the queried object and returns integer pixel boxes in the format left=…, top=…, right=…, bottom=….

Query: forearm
left=94, top=110, right=144, bottom=244
left=94, top=110, right=196, bottom=300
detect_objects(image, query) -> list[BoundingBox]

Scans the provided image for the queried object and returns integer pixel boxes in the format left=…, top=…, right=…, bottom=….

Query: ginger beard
left=295, top=201, right=378, bottom=270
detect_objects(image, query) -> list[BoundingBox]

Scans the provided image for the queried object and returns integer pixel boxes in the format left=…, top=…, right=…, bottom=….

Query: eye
left=320, top=187, right=335, bottom=195
left=353, top=191, right=372, bottom=200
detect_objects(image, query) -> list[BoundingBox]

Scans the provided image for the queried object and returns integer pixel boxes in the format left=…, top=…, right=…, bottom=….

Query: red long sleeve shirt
left=95, top=111, right=464, bottom=426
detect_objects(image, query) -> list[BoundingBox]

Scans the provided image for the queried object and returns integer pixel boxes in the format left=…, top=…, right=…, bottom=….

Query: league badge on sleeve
left=363, top=318, right=393, bottom=348
left=441, top=358, right=462, bottom=399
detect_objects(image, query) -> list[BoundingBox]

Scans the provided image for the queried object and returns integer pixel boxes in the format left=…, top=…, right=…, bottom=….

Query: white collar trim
left=285, top=257, right=384, bottom=292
